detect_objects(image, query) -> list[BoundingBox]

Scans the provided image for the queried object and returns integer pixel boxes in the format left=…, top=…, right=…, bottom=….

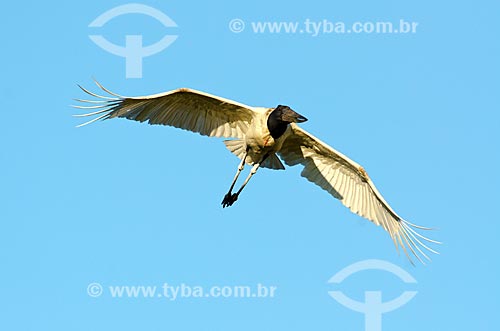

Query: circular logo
left=229, top=19, right=245, bottom=33
left=87, top=282, right=103, bottom=297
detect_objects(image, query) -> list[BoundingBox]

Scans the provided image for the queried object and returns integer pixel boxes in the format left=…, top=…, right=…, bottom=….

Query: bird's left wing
left=278, top=123, right=439, bottom=264
left=73, top=81, right=255, bottom=139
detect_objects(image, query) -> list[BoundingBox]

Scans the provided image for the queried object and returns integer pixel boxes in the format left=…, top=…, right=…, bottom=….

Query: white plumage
left=74, top=81, right=439, bottom=264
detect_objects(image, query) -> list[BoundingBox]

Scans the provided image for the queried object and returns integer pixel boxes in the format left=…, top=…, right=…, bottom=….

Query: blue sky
left=1, top=0, right=499, bottom=330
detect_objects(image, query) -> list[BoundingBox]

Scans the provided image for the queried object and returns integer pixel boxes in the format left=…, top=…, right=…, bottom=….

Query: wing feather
left=278, top=123, right=439, bottom=264
left=73, top=82, right=254, bottom=139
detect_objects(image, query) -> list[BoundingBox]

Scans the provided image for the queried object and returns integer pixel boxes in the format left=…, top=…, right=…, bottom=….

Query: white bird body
left=241, top=107, right=288, bottom=166
left=74, top=82, right=439, bottom=264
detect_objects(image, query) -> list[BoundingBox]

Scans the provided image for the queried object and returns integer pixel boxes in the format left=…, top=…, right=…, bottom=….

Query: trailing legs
left=221, top=152, right=269, bottom=208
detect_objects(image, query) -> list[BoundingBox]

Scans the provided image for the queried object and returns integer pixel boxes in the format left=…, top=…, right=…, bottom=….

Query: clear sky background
left=1, top=1, right=499, bottom=330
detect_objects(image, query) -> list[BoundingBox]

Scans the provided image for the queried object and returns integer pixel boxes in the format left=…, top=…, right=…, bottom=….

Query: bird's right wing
left=278, top=123, right=439, bottom=264
left=73, top=81, right=255, bottom=139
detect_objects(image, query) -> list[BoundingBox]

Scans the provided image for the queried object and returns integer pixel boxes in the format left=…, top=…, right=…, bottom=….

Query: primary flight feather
left=74, top=81, right=439, bottom=264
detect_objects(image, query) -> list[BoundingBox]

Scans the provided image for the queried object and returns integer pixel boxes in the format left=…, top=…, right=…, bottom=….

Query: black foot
left=221, top=193, right=239, bottom=208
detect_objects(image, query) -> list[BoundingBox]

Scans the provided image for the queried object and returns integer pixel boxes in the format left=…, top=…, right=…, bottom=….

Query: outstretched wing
left=73, top=81, right=255, bottom=139
left=278, top=123, right=439, bottom=264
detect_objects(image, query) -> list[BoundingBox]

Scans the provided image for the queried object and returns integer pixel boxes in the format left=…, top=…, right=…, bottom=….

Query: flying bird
left=73, top=81, right=439, bottom=264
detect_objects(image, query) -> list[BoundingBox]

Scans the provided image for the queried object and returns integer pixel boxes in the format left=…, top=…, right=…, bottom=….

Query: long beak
left=282, top=108, right=308, bottom=123
left=294, top=114, right=308, bottom=123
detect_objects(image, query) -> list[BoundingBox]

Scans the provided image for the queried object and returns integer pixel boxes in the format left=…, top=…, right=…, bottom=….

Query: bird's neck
left=267, top=112, right=288, bottom=139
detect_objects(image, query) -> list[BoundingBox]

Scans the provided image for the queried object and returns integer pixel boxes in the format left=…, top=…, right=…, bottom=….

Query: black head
left=267, top=105, right=308, bottom=139
left=271, top=105, right=308, bottom=123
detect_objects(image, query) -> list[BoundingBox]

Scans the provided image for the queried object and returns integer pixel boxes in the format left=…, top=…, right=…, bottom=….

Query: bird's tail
left=223, top=140, right=285, bottom=170
left=223, top=139, right=247, bottom=160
